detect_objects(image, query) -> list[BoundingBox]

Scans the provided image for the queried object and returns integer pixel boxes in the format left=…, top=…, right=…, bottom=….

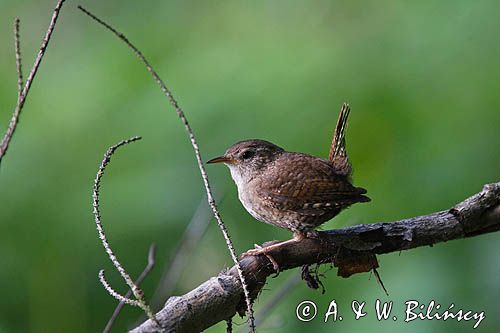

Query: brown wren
left=207, top=103, right=369, bottom=254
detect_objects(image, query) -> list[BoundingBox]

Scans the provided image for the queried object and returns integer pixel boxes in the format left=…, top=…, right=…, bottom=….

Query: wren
left=207, top=103, right=369, bottom=253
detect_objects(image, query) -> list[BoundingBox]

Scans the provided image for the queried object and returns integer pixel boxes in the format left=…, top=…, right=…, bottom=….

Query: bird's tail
left=329, top=103, right=352, bottom=176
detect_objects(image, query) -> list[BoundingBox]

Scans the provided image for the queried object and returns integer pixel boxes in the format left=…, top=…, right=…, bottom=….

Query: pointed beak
left=206, top=155, right=235, bottom=164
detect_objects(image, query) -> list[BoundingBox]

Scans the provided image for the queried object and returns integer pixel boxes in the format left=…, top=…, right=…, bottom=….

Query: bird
left=207, top=103, right=370, bottom=256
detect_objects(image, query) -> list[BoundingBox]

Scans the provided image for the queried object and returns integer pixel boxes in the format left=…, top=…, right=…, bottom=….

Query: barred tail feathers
left=329, top=103, right=352, bottom=176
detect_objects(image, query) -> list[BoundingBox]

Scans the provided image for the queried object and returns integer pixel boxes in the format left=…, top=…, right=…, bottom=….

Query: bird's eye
left=241, top=150, right=255, bottom=160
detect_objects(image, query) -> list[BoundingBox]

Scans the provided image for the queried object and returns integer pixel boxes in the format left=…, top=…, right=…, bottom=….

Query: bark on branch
left=131, top=182, right=500, bottom=333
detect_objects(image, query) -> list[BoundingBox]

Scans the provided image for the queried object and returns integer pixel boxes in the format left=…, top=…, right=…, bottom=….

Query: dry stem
left=79, top=5, right=255, bottom=331
left=0, top=0, right=66, bottom=165
left=104, top=244, right=157, bottom=333
left=92, top=136, right=160, bottom=330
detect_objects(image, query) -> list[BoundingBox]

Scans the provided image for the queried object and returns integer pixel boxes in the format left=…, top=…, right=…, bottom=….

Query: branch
left=92, top=136, right=160, bottom=330
left=99, top=270, right=140, bottom=307
left=131, top=182, right=500, bottom=332
left=104, top=243, right=157, bottom=333
left=0, top=0, right=66, bottom=165
left=78, top=6, right=255, bottom=331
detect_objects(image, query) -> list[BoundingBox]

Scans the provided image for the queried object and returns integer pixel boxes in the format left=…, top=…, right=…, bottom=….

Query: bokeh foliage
left=0, top=1, right=499, bottom=332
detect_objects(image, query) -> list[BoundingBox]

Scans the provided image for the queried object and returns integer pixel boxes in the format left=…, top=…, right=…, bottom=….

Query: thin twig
left=0, top=0, right=66, bottom=165
left=93, top=136, right=160, bottom=330
left=372, top=268, right=389, bottom=296
left=78, top=5, right=256, bottom=331
left=254, top=274, right=301, bottom=328
left=152, top=196, right=213, bottom=308
left=104, top=243, right=157, bottom=333
left=14, top=18, right=23, bottom=97
left=99, top=270, right=140, bottom=307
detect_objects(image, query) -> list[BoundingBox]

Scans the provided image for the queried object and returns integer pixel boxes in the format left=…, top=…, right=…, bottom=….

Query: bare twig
left=152, top=197, right=214, bottom=308
left=254, top=274, right=301, bottom=328
left=14, top=18, right=23, bottom=97
left=104, top=244, right=157, bottom=333
left=99, top=270, right=140, bottom=307
left=92, top=136, right=160, bottom=330
left=78, top=5, right=256, bottom=331
left=131, top=182, right=500, bottom=332
left=372, top=268, right=389, bottom=296
left=0, top=0, right=66, bottom=165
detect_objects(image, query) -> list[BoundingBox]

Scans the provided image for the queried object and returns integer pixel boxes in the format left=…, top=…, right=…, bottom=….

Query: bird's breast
left=229, top=168, right=267, bottom=222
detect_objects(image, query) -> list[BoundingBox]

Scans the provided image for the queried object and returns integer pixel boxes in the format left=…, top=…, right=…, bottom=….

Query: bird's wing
left=257, top=154, right=368, bottom=217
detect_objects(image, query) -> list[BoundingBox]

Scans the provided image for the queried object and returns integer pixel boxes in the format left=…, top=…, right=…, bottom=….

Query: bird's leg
left=241, top=231, right=308, bottom=273
left=250, top=244, right=280, bottom=275
left=243, top=232, right=305, bottom=256
left=242, top=243, right=285, bottom=274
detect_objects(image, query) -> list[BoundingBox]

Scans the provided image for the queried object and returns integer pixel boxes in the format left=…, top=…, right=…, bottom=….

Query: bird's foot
left=242, top=234, right=310, bottom=275
left=242, top=243, right=266, bottom=256
left=242, top=244, right=281, bottom=275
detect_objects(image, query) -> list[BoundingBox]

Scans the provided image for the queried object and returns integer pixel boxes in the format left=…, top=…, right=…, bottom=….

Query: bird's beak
left=206, top=156, right=235, bottom=164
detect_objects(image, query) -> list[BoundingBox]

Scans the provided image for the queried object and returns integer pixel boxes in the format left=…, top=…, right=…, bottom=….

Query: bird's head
left=207, top=139, right=284, bottom=183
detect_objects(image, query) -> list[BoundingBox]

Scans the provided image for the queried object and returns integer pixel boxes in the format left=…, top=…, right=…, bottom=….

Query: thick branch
left=131, top=182, right=500, bottom=333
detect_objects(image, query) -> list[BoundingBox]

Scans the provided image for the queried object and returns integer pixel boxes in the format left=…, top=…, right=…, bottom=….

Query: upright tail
left=328, top=103, right=352, bottom=176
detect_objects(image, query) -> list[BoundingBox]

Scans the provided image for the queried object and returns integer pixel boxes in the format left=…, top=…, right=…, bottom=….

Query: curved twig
left=104, top=243, right=157, bottom=333
left=92, top=136, right=160, bottom=330
left=78, top=5, right=255, bottom=331
left=99, top=270, right=140, bottom=307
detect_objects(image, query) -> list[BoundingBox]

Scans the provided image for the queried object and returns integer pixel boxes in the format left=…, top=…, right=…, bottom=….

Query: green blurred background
left=1, top=0, right=499, bottom=332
